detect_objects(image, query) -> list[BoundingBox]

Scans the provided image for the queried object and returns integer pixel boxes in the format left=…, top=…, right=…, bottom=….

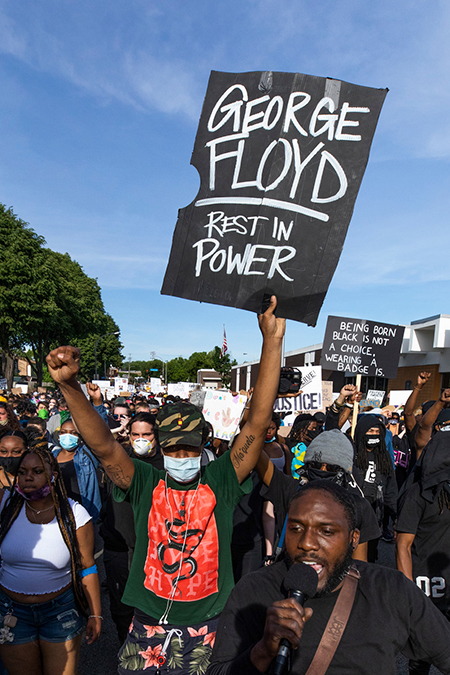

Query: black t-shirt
left=99, top=446, right=164, bottom=552
left=353, top=457, right=398, bottom=516
left=207, top=560, right=450, bottom=675
left=59, top=459, right=81, bottom=504
left=396, top=482, right=450, bottom=614
left=261, top=468, right=381, bottom=545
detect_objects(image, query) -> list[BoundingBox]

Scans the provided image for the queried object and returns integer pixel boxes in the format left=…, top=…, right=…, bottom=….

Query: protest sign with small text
left=321, top=316, right=404, bottom=379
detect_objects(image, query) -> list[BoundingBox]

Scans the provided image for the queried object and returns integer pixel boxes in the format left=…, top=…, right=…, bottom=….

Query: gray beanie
left=303, top=429, right=353, bottom=474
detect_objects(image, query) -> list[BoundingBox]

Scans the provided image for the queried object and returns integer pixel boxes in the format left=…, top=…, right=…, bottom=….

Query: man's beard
left=286, top=540, right=354, bottom=597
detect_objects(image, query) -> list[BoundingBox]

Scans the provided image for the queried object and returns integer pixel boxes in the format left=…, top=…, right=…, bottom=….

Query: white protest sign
left=358, top=389, right=385, bottom=408
left=274, top=366, right=322, bottom=414
left=92, top=380, right=110, bottom=391
left=190, top=389, right=207, bottom=410
left=150, top=377, right=162, bottom=392
left=168, top=382, right=194, bottom=399
left=0, top=378, right=8, bottom=391
left=202, top=390, right=247, bottom=441
left=389, top=390, right=412, bottom=407
left=114, top=377, right=129, bottom=394
left=367, top=389, right=385, bottom=405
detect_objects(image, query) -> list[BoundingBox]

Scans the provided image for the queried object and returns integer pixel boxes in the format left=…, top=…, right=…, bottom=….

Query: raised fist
left=46, top=346, right=80, bottom=385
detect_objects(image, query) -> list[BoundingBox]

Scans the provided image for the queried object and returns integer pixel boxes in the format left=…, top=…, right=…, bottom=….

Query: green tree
left=0, top=203, right=123, bottom=386
left=0, top=205, right=45, bottom=388
left=211, top=347, right=237, bottom=389
left=185, top=351, right=215, bottom=382
left=71, top=314, right=123, bottom=383
left=167, top=357, right=189, bottom=383
left=17, top=247, right=111, bottom=385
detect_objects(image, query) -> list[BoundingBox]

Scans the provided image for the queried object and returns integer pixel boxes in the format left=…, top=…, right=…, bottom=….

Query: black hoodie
left=396, top=430, right=450, bottom=614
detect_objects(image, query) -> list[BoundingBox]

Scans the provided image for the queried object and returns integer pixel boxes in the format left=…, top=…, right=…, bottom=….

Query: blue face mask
left=163, top=454, right=202, bottom=483
left=59, top=433, right=79, bottom=451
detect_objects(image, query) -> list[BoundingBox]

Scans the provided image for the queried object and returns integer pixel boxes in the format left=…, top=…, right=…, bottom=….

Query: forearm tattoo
left=232, top=434, right=256, bottom=470
left=105, top=464, right=132, bottom=489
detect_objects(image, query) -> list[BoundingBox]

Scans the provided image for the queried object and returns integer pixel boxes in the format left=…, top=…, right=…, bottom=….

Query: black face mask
left=0, top=456, right=22, bottom=475
left=305, top=428, right=322, bottom=444
left=306, top=467, right=345, bottom=484
left=364, top=436, right=381, bottom=449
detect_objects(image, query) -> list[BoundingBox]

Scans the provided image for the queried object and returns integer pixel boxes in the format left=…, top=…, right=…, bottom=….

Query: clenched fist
left=46, top=346, right=81, bottom=385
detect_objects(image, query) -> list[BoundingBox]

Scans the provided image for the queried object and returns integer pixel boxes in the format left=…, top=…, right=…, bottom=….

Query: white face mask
left=163, top=454, right=202, bottom=483
left=132, top=438, right=154, bottom=456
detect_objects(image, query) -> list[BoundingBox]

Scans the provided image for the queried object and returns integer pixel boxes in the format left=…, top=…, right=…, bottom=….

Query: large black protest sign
left=320, top=316, right=405, bottom=379
left=162, top=71, right=387, bottom=325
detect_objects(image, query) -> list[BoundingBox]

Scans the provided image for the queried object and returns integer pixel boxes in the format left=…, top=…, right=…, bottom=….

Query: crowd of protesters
left=0, top=302, right=449, bottom=673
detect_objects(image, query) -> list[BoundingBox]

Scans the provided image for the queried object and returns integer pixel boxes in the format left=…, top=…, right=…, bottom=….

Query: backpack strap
left=304, top=565, right=360, bottom=675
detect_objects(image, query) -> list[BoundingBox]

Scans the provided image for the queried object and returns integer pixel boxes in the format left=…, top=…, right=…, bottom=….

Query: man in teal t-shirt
left=46, top=296, right=285, bottom=674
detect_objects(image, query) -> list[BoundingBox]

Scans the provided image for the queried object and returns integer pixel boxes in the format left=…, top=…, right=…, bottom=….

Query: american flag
left=221, top=324, right=228, bottom=357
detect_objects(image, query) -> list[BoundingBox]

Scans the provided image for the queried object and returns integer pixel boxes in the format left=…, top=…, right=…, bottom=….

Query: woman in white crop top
left=0, top=439, right=101, bottom=675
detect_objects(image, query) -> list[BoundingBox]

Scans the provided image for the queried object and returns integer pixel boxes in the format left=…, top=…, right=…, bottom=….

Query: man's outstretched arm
left=415, top=388, right=450, bottom=458
left=46, top=346, right=134, bottom=490
left=230, top=296, right=285, bottom=483
left=404, top=372, right=431, bottom=433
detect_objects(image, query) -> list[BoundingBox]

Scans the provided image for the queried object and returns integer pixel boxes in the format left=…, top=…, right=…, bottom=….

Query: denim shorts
left=0, top=587, right=85, bottom=645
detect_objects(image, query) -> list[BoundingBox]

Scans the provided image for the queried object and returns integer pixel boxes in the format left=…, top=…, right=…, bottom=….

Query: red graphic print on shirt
left=143, top=479, right=219, bottom=601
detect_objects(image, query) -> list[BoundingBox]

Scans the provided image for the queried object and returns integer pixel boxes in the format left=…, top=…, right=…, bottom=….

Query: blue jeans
left=0, top=587, right=85, bottom=645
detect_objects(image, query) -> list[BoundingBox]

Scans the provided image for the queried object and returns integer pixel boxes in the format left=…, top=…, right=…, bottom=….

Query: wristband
left=79, top=564, right=98, bottom=578
left=89, top=615, right=103, bottom=620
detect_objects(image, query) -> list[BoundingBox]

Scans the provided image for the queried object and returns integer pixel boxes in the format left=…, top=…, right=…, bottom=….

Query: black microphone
left=271, top=563, right=318, bottom=675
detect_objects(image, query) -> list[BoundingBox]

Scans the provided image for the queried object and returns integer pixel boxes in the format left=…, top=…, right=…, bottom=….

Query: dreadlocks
left=288, top=415, right=315, bottom=445
left=0, top=434, right=90, bottom=617
left=354, top=435, right=393, bottom=477
left=438, top=485, right=450, bottom=514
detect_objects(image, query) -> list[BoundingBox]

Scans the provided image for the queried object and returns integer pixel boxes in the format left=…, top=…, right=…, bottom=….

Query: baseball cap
left=156, top=402, right=205, bottom=449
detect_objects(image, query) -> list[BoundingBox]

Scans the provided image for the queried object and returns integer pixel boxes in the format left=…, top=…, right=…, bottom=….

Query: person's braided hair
left=438, top=485, right=450, bottom=514
left=287, top=416, right=315, bottom=445
left=0, top=434, right=90, bottom=617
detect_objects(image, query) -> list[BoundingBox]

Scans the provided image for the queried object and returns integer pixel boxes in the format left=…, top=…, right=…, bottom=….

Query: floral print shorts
left=118, top=614, right=219, bottom=675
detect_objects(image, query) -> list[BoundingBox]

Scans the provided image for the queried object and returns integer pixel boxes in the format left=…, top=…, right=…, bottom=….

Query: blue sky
left=0, top=0, right=449, bottom=365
